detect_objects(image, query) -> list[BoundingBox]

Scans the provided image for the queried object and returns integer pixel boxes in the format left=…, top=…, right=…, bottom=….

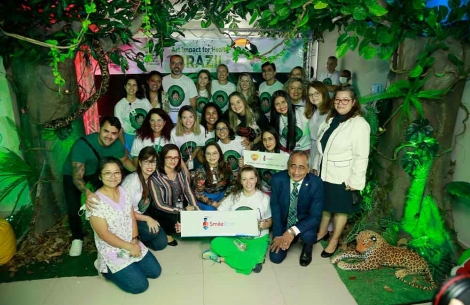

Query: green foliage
left=0, top=148, right=34, bottom=217
left=363, top=104, right=380, bottom=148
left=446, top=181, right=470, bottom=200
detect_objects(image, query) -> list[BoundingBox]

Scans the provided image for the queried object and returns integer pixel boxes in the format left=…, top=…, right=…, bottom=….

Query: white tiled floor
left=0, top=239, right=359, bottom=305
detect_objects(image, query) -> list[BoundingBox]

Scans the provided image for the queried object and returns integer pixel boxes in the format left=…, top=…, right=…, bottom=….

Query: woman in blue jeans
left=87, top=157, right=161, bottom=294
left=192, top=142, right=235, bottom=210
left=122, top=146, right=168, bottom=250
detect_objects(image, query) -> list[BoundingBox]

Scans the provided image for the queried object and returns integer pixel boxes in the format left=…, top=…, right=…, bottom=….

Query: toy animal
left=331, top=230, right=436, bottom=290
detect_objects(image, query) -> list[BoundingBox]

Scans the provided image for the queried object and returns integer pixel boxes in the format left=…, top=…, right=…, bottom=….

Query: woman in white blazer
left=312, top=86, right=370, bottom=258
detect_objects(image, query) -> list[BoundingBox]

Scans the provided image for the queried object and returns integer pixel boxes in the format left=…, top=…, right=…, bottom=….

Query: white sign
left=243, top=150, right=289, bottom=170
left=180, top=210, right=259, bottom=237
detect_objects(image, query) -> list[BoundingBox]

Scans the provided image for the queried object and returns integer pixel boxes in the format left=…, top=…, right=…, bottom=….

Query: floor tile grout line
left=40, top=278, right=59, bottom=305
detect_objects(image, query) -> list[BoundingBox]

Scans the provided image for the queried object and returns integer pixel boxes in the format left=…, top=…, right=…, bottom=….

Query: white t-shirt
left=196, top=89, right=211, bottom=119
left=211, top=81, right=236, bottom=113
left=217, top=136, right=244, bottom=173
left=162, top=74, right=198, bottom=122
left=258, top=80, right=283, bottom=120
left=279, top=106, right=311, bottom=151
left=170, top=126, right=206, bottom=161
left=86, top=186, right=148, bottom=273
left=218, top=190, right=271, bottom=237
left=130, top=135, right=170, bottom=158
left=121, top=172, right=144, bottom=214
left=114, top=98, right=152, bottom=135
left=203, top=130, right=215, bottom=146
left=319, top=70, right=341, bottom=98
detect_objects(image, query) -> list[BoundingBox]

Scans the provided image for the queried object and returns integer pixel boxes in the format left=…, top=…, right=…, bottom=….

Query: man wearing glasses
left=162, top=54, right=198, bottom=123
left=62, top=116, right=136, bottom=256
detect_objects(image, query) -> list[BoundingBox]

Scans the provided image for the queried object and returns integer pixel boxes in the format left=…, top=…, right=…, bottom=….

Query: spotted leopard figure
left=331, top=230, right=436, bottom=290
left=43, top=39, right=110, bottom=129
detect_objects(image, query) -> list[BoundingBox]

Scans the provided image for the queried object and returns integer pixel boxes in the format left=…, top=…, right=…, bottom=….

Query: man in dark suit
left=269, top=151, right=324, bottom=266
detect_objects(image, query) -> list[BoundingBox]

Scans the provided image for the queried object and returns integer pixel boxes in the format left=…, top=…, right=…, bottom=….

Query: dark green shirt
left=62, top=133, right=126, bottom=176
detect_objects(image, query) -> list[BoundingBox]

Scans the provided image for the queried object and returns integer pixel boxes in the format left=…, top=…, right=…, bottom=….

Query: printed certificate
left=243, top=150, right=289, bottom=171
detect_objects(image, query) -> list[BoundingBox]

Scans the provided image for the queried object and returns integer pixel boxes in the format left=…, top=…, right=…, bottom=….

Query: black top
left=320, top=115, right=345, bottom=152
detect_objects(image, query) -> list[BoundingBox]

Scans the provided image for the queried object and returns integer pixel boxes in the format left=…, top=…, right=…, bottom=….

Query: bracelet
left=132, top=235, right=140, bottom=241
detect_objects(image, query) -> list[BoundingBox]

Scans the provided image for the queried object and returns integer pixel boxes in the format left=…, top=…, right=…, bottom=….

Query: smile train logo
left=203, top=217, right=209, bottom=230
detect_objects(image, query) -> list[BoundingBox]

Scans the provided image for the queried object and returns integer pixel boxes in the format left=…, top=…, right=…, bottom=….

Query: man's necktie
left=287, top=182, right=299, bottom=228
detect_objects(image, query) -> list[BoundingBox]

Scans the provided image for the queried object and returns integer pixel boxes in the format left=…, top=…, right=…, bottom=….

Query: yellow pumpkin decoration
left=0, top=218, right=16, bottom=265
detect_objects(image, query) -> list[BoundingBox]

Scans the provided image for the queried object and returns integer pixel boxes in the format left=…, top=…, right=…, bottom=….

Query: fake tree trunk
left=9, top=57, right=84, bottom=234
left=376, top=37, right=469, bottom=230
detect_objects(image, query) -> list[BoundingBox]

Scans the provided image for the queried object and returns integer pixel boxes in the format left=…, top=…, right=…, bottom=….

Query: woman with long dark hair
left=149, top=144, right=199, bottom=246
left=201, top=165, right=272, bottom=275
left=193, top=142, right=235, bottom=210
left=195, top=69, right=212, bottom=119
left=270, top=90, right=311, bottom=153
left=146, top=71, right=169, bottom=112
left=122, top=147, right=167, bottom=251
left=257, top=126, right=288, bottom=195
left=130, top=108, right=172, bottom=165
left=86, top=157, right=161, bottom=293
left=313, top=86, right=370, bottom=258
left=114, top=76, right=152, bottom=151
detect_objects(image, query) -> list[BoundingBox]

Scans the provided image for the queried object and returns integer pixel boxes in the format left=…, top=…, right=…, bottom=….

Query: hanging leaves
left=445, top=182, right=470, bottom=200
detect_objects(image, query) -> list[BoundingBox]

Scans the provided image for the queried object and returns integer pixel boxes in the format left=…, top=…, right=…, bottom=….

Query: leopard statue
left=331, top=230, right=436, bottom=290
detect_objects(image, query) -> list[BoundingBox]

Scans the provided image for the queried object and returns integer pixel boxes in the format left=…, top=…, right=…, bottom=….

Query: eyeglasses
left=334, top=98, right=352, bottom=105
left=142, top=160, right=157, bottom=166
left=216, top=127, right=228, bottom=132
left=165, top=156, right=180, bottom=161
left=101, top=172, right=122, bottom=178
left=308, top=92, right=321, bottom=98
left=151, top=119, right=165, bottom=124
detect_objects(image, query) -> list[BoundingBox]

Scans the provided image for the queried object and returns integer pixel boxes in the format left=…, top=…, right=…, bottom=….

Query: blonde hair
left=236, top=73, right=256, bottom=106
left=175, top=106, right=202, bottom=136
left=228, top=92, right=258, bottom=131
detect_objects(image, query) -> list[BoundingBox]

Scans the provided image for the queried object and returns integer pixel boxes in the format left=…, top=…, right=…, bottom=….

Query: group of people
left=62, top=54, right=370, bottom=293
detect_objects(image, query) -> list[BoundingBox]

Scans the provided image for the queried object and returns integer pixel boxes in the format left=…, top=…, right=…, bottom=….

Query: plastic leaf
left=446, top=181, right=470, bottom=200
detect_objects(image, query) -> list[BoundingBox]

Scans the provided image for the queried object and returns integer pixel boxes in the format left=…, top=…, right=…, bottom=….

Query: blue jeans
left=103, top=251, right=161, bottom=294
left=137, top=220, right=168, bottom=251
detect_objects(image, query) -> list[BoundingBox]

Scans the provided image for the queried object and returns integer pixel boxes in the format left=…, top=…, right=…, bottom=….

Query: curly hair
left=135, top=108, right=173, bottom=141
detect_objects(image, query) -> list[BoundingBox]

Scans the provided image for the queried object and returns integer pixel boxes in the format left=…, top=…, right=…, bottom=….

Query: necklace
left=280, top=115, right=288, bottom=126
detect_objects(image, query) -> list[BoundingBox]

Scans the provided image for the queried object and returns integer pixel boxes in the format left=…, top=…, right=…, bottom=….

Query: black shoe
left=315, top=232, right=330, bottom=244
left=321, top=243, right=339, bottom=258
left=299, top=244, right=313, bottom=267
left=168, top=239, right=178, bottom=246
left=252, top=263, right=263, bottom=273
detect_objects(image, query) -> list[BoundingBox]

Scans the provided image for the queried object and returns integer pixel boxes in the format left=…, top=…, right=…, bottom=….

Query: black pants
left=151, top=208, right=179, bottom=235
left=63, top=174, right=95, bottom=240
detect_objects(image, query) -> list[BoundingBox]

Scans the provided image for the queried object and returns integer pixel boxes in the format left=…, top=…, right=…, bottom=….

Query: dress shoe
left=168, top=239, right=178, bottom=246
left=321, top=243, right=339, bottom=258
left=299, top=244, right=313, bottom=267
left=315, top=232, right=330, bottom=244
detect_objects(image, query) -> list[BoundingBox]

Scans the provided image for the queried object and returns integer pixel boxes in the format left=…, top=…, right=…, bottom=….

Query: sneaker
left=252, top=263, right=263, bottom=273
left=69, top=239, right=83, bottom=256
left=202, top=250, right=221, bottom=263
left=94, top=259, right=104, bottom=279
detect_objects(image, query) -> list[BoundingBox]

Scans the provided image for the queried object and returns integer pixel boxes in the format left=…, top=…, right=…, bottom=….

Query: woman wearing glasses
left=201, top=165, right=272, bottom=275
left=149, top=144, right=199, bottom=246
left=122, top=147, right=167, bottom=251
left=313, top=86, right=370, bottom=258
left=193, top=142, right=235, bottom=210
left=87, top=157, right=161, bottom=293
left=306, top=81, right=333, bottom=165
left=130, top=108, right=172, bottom=166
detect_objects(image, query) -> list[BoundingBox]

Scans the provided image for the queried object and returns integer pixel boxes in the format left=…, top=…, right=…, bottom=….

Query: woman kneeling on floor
left=202, top=165, right=272, bottom=274
left=87, top=157, right=161, bottom=294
